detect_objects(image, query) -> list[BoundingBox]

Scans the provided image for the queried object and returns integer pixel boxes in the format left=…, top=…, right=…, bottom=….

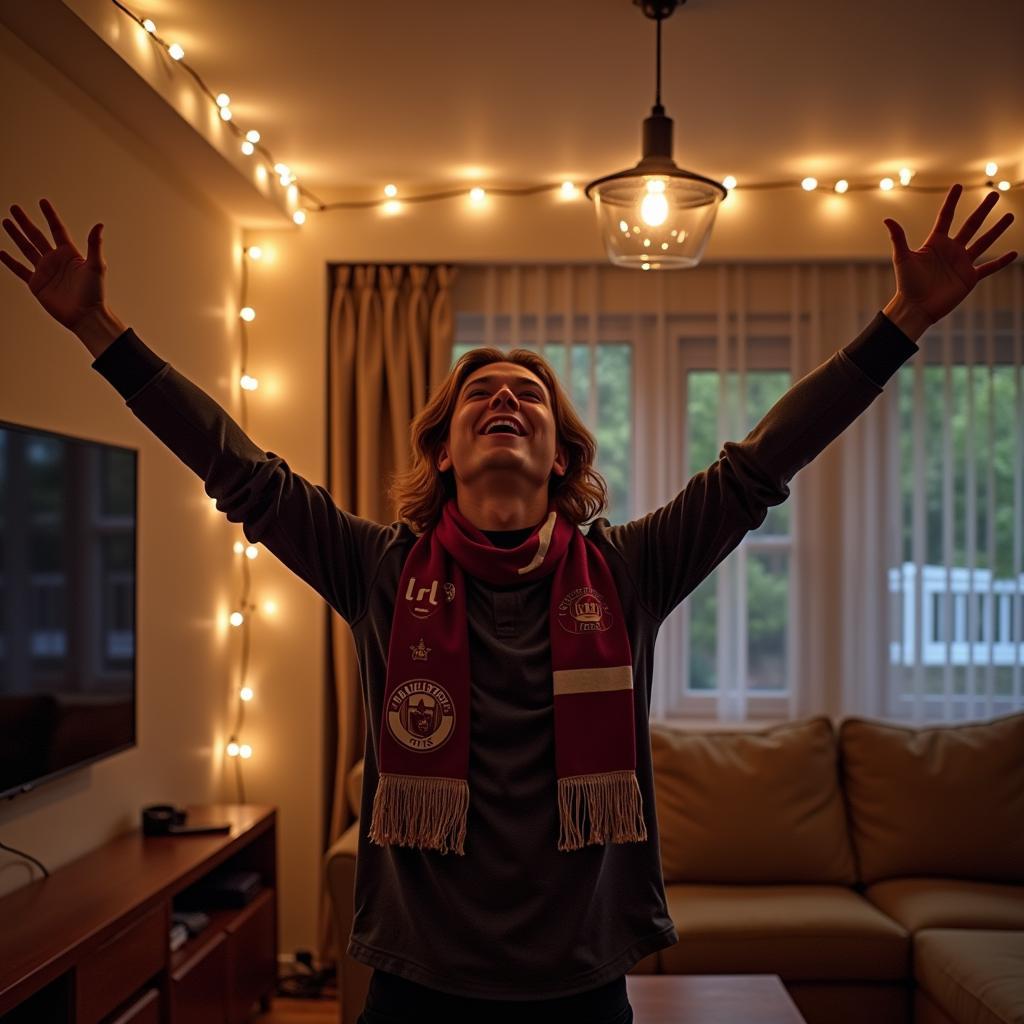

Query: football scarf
left=367, top=496, right=647, bottom=855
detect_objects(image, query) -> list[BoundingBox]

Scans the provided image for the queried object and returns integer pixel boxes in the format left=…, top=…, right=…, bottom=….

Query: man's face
left=436, top=362, right=567, bottom=491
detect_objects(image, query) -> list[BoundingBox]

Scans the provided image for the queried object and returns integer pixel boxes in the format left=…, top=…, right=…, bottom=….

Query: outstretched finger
left=966, top=212, right=1015, bottom=260
left=39, top=198, right=74, bottom=248
left=931, top=183, right=963, bottom=237
left=974, top=250, right=1019, bottom=281
left=953, top=190, right=1001, bottom=247
left=2, top=216, right=41, bottom=267
left=9, top=203, right=53, bottom=256
left=0, top=249, right=33, bottom=284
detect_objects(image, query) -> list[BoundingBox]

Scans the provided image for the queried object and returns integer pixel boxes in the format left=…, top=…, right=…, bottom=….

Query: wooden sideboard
left=0, top=804, right=277, bottom=1024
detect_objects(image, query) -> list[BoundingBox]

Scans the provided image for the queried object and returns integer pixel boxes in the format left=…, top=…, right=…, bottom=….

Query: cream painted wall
left=0, top=23, right=326, bottom=963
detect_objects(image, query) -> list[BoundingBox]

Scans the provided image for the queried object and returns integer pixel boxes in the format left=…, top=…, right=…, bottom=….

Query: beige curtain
left=316, top=264, right=458, bottom=967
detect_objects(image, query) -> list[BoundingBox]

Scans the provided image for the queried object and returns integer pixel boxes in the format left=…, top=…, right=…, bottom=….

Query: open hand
left=1, top=198, right=107, bottom=332
left=884, top=185, right=1017, bottom=327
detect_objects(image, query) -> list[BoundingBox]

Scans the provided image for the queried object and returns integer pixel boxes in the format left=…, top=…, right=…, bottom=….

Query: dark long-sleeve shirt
left=91, top=311, right=917, bottom=1000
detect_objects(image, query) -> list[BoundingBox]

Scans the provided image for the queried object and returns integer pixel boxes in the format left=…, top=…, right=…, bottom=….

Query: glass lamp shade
left=587, top=172, right=726, bottom=269
left=585, top=110, right=728, bottom=270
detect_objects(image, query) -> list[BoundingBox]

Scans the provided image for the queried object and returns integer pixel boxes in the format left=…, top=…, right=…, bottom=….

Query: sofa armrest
left=324, top=820, right=371, bottom=1024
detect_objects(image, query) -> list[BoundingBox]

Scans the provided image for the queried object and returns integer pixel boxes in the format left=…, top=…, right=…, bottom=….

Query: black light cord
left=0, top=839, right=50, bottom=878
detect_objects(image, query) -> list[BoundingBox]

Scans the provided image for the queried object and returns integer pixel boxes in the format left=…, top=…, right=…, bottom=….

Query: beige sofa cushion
left=864, top=878, right=1024, bottom=933
left=650, top=716, right=857, bottom=884
left=914, top=929, right=1024, bottom=1024
left=840, top=711, right=1024, bottom=885
left=659, top=883, right=908, bottom=980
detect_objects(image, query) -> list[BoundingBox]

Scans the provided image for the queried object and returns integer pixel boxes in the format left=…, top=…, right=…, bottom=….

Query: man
left=1, top=186, right=1015, bottom=1024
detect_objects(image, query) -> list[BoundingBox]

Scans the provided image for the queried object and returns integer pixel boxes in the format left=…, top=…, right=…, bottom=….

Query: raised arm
left=603, top=184, right=1017, bottom=625
left=2, top=198, right=394, bottom=625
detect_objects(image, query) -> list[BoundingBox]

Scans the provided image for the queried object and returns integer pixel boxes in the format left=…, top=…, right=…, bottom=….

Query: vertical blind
left=450, top=263, right=1024, bottom=726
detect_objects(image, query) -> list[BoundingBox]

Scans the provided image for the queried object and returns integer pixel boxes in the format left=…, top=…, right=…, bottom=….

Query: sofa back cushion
left=839, top=711, right=1024, bottom=885
left=650, top=716, right=857, bottom=885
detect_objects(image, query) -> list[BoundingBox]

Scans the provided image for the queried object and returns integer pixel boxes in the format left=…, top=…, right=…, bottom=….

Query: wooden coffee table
left=626, top=975, right=806, bottom=1023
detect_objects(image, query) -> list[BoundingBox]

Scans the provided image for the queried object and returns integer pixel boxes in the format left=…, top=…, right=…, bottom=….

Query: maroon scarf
left=367, top=496, right=647, bottom=855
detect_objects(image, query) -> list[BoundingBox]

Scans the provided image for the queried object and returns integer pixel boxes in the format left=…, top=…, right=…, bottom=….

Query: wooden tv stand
left=0, top=804, right=277, bottom=1024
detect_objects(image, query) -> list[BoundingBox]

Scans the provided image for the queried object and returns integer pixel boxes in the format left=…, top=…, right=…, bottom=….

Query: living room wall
left=0, top=22, right=328, bottom=967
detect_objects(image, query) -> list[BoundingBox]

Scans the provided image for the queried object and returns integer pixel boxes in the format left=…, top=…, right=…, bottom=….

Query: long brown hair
left=386, top=347, right=609, bottom=535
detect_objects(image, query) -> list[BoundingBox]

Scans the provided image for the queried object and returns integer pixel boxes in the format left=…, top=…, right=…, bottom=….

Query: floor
left=252, top=997, right=340, bottom=1023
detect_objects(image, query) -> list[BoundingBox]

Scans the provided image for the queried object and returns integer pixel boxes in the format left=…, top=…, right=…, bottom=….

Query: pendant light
left=585, top=0, right=726, bottom=270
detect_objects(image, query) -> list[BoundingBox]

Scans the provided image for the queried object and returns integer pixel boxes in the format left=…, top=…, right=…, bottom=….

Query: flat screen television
left=0, top=419, right=137, bottom=801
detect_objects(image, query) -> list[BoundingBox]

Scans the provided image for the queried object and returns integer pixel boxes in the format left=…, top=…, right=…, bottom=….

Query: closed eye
left=469, top=389, right=542, bottom=400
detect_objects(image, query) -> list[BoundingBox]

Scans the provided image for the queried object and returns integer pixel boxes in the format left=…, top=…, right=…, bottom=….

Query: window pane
left=748, top=549, right=789, bottom=690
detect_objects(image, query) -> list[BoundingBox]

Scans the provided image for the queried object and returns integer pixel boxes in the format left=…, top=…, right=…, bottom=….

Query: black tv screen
left=0, top=420, right=137, bottom=800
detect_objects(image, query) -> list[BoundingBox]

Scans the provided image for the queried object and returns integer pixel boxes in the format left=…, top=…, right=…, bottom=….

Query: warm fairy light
left=239, top=744, right=253, bottom=759
left=245, top=545, right=258, bottom=559
left=880, top=177, right=895, bottom=191
left=240, top=374, right=259, bottom=390
left=899, top=168, right=914, bottom=186
left=227, top=741, right=240, bottom=757
left=216, top=93, right=230, bottom=107
left=229, top=611, right=244, bottom=626
left=384, top=184, right=398, bottom=197
left=293, top=210, right=306, bottom=225
left=469, top=187, right=486, bottom=204
left=219, top=108, right=232, bottom=122
left=997, top=180, right=1011, bottom=191
left=383, top=200, right=401, bottom=215
left=246, top=245, right=262, bottom=260
left=722, top=175, right=737, bottom=190
left=240, top=687, right=254, bottom=701
left=801, top=177, right=818, bottom=191
left=985, top=161, right=998, bottom=176
left=241, top=141, right=254, bottom=155
left=835, top=179, right=849, bottom=193
left=239, top=306, right=255, bottom=321
left=561, top=181, right=578, bottom=199
left=142, top=18, right=156, bottom=33
left=246, top=129, right=261, bottom=143
left=168, top=43, right=184, bottom=60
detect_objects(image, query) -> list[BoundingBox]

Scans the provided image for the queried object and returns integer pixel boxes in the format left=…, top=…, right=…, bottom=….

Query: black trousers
left=356, top=967, right=633, bottom=1024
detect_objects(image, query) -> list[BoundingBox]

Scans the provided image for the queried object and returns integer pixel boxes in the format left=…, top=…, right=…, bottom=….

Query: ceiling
left=117, top=0, right=1024, bottom=197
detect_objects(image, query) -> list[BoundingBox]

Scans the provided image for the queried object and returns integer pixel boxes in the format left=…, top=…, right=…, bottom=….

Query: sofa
left=325, top=711, right=1024, bottom=1024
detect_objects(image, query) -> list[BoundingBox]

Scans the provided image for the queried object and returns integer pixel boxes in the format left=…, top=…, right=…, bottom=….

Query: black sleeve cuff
left=841, top=310, right=920, bottom=387
left=91, top=327, right=169, bottom=402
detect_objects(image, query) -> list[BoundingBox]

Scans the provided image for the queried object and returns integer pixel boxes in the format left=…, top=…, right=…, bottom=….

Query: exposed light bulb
left=293, top=210, right=306, bottom=225
left=241, top=141, right=254, bottom=155
left=227, top=741, right=240, bottom=757
left=722, top=175, right=737, bottom=190
left=240, top=686, right=254, bottom=701
left=880, top=177, right=894, bottom=191
left=384, top=184, right=398, bottom=197
left=834, top=179, right=849, bottom=193
left=239, top=306, right=255, bottom=321
left=142, top=19, right=156, bottom=33
left=898, top=167, right=914, bottom=186
left=246, top=245, right=262, bottom=260
left=246, top=129, right=261, bottom=143
left=240, top=374, right=259, bottom=390
left=168, top=43, right=184, bottom=60
left=997, top=180, right=1010, bottom=191
left=216, top=93, right=230, bottom=107
left=801, top=177, right=818, bottom=191
left=229, top=611, right=244, bottom=626
left=240, top=744, right=253, bottom=759
left=245, top=545, right=259, bottom=559
left=274, top=163, right=290, bottom=176
left=219, top=108, right=232, bottom=122
left=641, top=262, right=651, bottom=270
left=469, top=187, right=486, bottom=204
left=640, top=193, right=668, bottom=227
left=985, top=161, right=998, bottom=177
left=560, top=181, right=578, bottom=199
left=233, top=541, right=245, bottom=555
left=619, top=219, right=629, bottom=233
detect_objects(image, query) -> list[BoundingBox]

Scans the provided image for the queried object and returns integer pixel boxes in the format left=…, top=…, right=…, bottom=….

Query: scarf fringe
left=368, top=772, right=469, bottom=855
left=557, top=770, right=648, bottom=851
